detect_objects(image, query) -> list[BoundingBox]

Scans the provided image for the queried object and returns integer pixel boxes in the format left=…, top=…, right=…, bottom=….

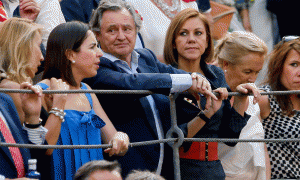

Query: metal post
left=166, top=94, right=184, bottom=180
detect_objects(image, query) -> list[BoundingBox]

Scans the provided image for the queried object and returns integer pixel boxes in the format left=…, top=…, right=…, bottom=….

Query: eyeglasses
left=282, top=36, right=300, bottom=42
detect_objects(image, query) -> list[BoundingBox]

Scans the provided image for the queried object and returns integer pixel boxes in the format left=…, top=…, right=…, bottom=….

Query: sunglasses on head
left=282, top=35, right=300, bottom=42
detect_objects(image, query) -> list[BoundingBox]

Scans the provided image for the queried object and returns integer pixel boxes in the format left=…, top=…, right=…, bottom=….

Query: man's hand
left=188, top=72, right=218, bottom=110
left=19, top=0, right=40, bottom=21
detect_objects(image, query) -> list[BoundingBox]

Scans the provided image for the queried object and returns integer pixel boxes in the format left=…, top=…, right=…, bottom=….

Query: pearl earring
left=72, top=60, right=75, bottom=64
left=224, top=69, right=227, bottom=73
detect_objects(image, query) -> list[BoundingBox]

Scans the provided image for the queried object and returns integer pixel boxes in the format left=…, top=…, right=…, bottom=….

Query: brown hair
left=0, top=18, right=42, bottom=83
left=266, top=38, right=300, bottom=116
left=164, top=8, right=214, bottom=66
left=43, top=21, right=89, bottom=87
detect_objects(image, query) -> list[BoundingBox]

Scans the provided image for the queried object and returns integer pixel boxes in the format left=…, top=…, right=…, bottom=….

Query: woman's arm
left=186, top=88, right=228, bottom=138
left=258, top=90, right=271, bottom=120
left=265, top=143, right=271, bottom=179
left=38, top=78, right=69, bottom=155
left=86, top=83, right=129, bottom=157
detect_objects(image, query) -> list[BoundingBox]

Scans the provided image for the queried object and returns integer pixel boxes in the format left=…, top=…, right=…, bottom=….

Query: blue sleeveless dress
left=37, top=82, right=106, bottom=180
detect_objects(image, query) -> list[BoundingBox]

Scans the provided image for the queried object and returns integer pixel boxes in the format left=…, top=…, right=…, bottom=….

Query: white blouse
left=218, top=96, right=267, bottom=180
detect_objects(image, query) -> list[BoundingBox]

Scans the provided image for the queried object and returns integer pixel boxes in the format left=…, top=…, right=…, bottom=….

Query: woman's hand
left=44, top=78, right=69, bottom=111
left=233, top=83, right=261, bottom=116
left=20, top=82, right=42, bottom=124
left=104, top=131, right=130, bottom=157
left=204, top=87, right=228, bottom=118
left=188, top=73, right=218, bottom=110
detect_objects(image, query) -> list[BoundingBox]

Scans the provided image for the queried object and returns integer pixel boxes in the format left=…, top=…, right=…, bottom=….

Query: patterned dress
left=261, top=85, right=300, bottom=179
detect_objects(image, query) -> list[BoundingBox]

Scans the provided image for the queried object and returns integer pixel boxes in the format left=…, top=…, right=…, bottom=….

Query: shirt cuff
left=23, top=125, right=48, bottom=145
left=202, top=8, right=212, bottom=13
left=0, top=175, right=5, bottom=180
left=170, top=74, right=192, bottom=93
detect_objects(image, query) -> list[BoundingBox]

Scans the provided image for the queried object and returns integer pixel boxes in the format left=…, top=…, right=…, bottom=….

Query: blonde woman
left=214, top=31, right=271, bottom=180
left=0, top=18, right=69, bottom=156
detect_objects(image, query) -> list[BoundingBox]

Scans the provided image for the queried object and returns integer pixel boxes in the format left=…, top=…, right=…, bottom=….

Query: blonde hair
left=0, top=18, right=42, bottom=83
left=214, top=31, right=268, bottom=68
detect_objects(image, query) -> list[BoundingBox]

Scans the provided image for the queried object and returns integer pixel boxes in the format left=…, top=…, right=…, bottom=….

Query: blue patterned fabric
left=37, top=82, right=106, bottom=180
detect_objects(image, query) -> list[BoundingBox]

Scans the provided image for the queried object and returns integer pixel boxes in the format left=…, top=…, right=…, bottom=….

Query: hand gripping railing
left=1, top=88, right=300, bottom=180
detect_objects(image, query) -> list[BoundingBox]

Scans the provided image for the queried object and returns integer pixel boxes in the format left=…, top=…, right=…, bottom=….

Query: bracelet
left=24, top=118, right=42, bottom=128
left=49, top=107, right=66, bottom=122
left=197, top=111, right=210, bottom=122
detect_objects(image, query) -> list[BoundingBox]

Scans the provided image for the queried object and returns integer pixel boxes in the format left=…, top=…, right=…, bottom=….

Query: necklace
left=153, top=0, right=181, bottom=19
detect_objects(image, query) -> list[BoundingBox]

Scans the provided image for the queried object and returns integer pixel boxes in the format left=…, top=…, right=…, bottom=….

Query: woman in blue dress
left=37, top=21, right=129, bottom=180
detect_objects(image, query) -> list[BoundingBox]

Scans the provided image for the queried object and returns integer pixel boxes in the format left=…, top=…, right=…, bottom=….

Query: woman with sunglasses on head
left=37, top=21, right=130, bottom=180
left=214, top=31, right=271, bottom=180
left=164, top=8, right=261, bottom=179
left=258, top=36, right=300, bottom=179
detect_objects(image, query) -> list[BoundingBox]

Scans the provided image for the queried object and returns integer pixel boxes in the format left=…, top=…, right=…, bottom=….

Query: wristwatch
left=24, top=122, right=42, bottom=128
left=197, top=111, right=210, bottom=122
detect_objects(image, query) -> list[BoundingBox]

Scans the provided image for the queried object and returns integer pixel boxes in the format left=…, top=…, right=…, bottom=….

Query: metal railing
left=1, top=88, right=300, bottom=180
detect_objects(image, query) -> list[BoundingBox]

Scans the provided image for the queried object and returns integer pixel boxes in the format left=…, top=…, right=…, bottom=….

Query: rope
left=1, top=138, right=299, bottom=149
left=1, top=88, right=300, bottom=96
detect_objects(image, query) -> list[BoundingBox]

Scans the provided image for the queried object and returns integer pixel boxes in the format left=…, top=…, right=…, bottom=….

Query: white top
left=2, top=0, right=66, bottom=48
left=126, top=0, right=198, bottom=57
left=218, top=96, right=266, bottom=180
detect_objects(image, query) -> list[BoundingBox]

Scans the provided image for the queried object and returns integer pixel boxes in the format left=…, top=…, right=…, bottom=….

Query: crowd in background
left=0, top=0, right=299, bottom=180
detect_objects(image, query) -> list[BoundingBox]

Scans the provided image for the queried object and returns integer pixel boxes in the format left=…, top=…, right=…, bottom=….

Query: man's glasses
left=282, top=36, right=300, bottom=42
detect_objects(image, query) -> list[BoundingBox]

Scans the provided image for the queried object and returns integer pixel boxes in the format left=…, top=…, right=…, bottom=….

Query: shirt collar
left=102, top=50, right=140, bottom=66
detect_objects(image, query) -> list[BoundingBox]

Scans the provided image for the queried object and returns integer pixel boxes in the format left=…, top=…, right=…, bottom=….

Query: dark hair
left=164, top=8, right=214, bottom=66
left=42, top=21, right=89, bottom=86
left=74, top=160, right=121, bottom=180
left=266, top=38, right=300, bottom=116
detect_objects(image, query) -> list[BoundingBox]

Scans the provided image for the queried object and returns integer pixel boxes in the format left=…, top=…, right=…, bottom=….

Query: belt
left=179, top=142, right=218, bottom=161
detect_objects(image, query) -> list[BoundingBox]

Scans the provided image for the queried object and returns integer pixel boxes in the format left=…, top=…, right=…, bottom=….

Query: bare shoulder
left=82, top=82, right=92, bottom=90
left=0, top=79, right=20, bottom=89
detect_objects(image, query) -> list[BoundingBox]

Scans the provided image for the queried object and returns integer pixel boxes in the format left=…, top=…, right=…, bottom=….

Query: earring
left=72, top=60, right=75, bottom=64
left=224, top=69, right=227, bottom=73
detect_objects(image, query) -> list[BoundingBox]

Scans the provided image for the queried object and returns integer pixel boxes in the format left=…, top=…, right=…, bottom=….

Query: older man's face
left=97, top=8, right=137, bottom=61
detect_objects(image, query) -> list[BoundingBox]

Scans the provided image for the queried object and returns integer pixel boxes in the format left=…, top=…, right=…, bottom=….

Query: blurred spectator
left=267, top=0, right=300, bottom=38
left=196, top=0, right=213, bottom=25
left=1, top=0, right=65, bottom=48
left=215, top=31, right=271, bottom=180
left=259, top=36, right=300, bottom=179
left=74, top=160, right=122, bottom=180
left=125, top=170, right=165, bottom=180
left=125, top=0, right=199, bottom=63
left=60, top=0, right=100, bottom=23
